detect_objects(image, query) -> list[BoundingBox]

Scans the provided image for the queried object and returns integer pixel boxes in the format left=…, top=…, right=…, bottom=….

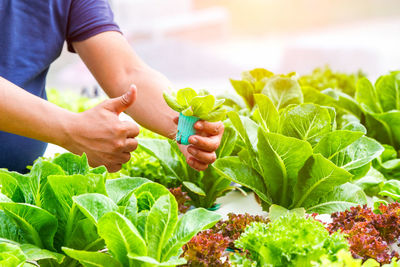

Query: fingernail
left=124, top=89, right=132, bottom=100
left=196, top=122, right=203, bottom=130
left=191, top=137, right=198, bottom=144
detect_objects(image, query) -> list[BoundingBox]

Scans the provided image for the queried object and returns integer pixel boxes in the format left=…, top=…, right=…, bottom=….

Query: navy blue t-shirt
left=0, top=0, right=120, bottom=173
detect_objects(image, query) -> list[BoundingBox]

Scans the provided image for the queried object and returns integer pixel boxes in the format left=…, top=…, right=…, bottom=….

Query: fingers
left=194, top=121, right=224, bottom=136
left=173, top=116, right=179, bottom=125
left=124, top=138, right=138, bottom=152
left=106, top=151, right=131, bottom=172
left=107, top=163, right=123, bottom=173
left=104, top=84, right=137, bottom=114
left=187, top=157, right=209, bottom=171
left=188, top=134, right=221, bottom=152
left=187, top=146, right=216, bottom=164
left=121, top=121, right=140, bottom=138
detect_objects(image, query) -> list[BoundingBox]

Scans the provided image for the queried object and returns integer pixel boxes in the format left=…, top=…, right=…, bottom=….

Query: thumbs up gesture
left=63, top=85, right=140, bottom=172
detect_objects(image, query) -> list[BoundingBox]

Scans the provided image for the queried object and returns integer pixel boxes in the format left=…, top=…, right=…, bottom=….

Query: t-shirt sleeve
left=66, top=0, right=122, bottom=53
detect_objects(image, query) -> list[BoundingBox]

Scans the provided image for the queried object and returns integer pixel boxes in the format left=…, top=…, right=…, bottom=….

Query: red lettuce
left=212, top=213, right=269, bottom=248
left=328, top=203, right=400, bottom=264
left=181, top=229, right=230, bottom=267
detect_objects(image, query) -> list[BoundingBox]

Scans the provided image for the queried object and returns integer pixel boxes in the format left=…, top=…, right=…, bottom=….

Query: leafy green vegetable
left=163, top=88, right=226, bottom=121
left=356, top=72, right=400, bottom=149
left=137, top=125, right=238, bottom=209
left=65, top=179, right=221, bottom=267
left=0, top=242, right=26, bottom=267
left=0, top=153, right=116, bottom=265
left=314, top=249, right=380, bottom=267
left=230, top=68, right=300, bottom=110
left=0, top=241, right=64, bottom=266
left=299, top=66, right=365, bottom=97
left=214, top=102, right=376, bottom=213
left=234, top=213, right=349, bottom=267
left=379, top=180, right=400, bottom=201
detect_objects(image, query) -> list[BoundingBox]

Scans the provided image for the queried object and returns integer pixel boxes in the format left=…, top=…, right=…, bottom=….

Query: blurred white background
left=46, top=0, right=400, bottom=94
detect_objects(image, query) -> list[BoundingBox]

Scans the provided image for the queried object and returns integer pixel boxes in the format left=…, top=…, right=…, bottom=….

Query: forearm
left=105, top=66, right=178, bottom=139
left=0, top=77, right=73, bottom=146
left=73, top=32, right=178, bottom=139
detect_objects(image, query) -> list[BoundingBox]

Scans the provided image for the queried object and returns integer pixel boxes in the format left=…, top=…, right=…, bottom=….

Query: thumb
left=104, top=84, right=137, bottom=114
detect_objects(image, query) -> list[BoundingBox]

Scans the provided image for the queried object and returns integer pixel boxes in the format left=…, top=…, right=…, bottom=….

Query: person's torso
left=0, top=0, right=72, bottom=172
left=0, top=0, right=71, bottom=98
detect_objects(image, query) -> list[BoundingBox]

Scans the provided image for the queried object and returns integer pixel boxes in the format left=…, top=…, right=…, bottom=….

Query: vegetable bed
left=2, top=67, right=400, bottom=266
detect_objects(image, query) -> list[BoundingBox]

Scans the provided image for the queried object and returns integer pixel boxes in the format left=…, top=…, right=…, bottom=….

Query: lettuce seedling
left=163, top=88, right=226, bottom=122
left=163, top=88, right=227, bottom=144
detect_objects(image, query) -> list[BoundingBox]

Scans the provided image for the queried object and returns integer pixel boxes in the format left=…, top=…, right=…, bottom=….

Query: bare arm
left=0, top=76, right=140, bottom=172
left=72, top=31, right=178, bottom=138
left=73, top=31, right=224, bottom=171
left=0, top=77, right=72, bottom=146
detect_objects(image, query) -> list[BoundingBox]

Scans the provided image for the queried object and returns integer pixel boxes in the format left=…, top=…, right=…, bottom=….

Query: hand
left=63, top=85, right=140, bottom=172
left=176, top=118, right=224, bottom=171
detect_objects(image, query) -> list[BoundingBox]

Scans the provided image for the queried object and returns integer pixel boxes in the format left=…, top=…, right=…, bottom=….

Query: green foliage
left=234, top=213, right=349, bottom=267
left=299, top=66, right=365, bottom=96
left=230, top=68, right=301, bottom=110
left=137, top=125, right=238, bottom=209
left=0, top=152, right=221, bottom=266
left=328, top=203, right=400, bottom=264
left=181, top=229, right=230, bottom=267
left=47, top=88, right=104, bottom=113
left=214, top=100, right=380, bottom=213
left=163, top=88, right=227, bottom=121
left=314, top=249, right=380, bottom=267
left=356, top=72, right=400, bottom=150
left=65, top=181, right=221, bottom=267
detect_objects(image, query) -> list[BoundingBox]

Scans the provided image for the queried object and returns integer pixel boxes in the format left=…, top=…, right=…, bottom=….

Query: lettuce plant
left=214, top=98, right=382, bottom=213
left=315, top=249, right=383, bottom=267
left=234, top=213, right=349, bottom=267
left=0, top=153, right=108, bottom=266
left=373, top=144, right=400, bottom=181
left=137, top=125, right=238, bottom=209
left=230, top=68, right=301, bottom=110
left=63, top=178, right=221, bottom=266
left=0, top=152, right=221, bottom=266
left=356, top=72, right=400, bottom=150
left=212, top=213, right=269, bottom=248
left=169, top=186, right=191, bottom=214
left=299, top=66, right=365, bottom=97
left=181, top=229, right=230, bottom=267
left=163, top=88, right=226, bottom=122
left=328, top=203, right=400, bottom=264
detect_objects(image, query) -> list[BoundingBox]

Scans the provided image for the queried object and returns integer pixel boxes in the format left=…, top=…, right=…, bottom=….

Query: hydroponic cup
left=176, top=113, right=199, bottom=145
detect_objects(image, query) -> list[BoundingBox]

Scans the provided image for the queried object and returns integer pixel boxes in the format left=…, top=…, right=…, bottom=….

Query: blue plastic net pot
left=176, top=113, right=200, bottom=145
left=207, top=203, right=221, bottom=211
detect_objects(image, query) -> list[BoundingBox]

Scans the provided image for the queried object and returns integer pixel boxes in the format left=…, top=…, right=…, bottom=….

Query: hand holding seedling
left=174, top=117, right=224, bottom=171
left=64, top=85, right=140, bottom=172
left=164, top=88, right=226, bottom=171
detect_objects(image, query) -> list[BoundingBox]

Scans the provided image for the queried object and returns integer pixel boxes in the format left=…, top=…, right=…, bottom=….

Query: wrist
left=54, top=111, right=79, bottom=149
